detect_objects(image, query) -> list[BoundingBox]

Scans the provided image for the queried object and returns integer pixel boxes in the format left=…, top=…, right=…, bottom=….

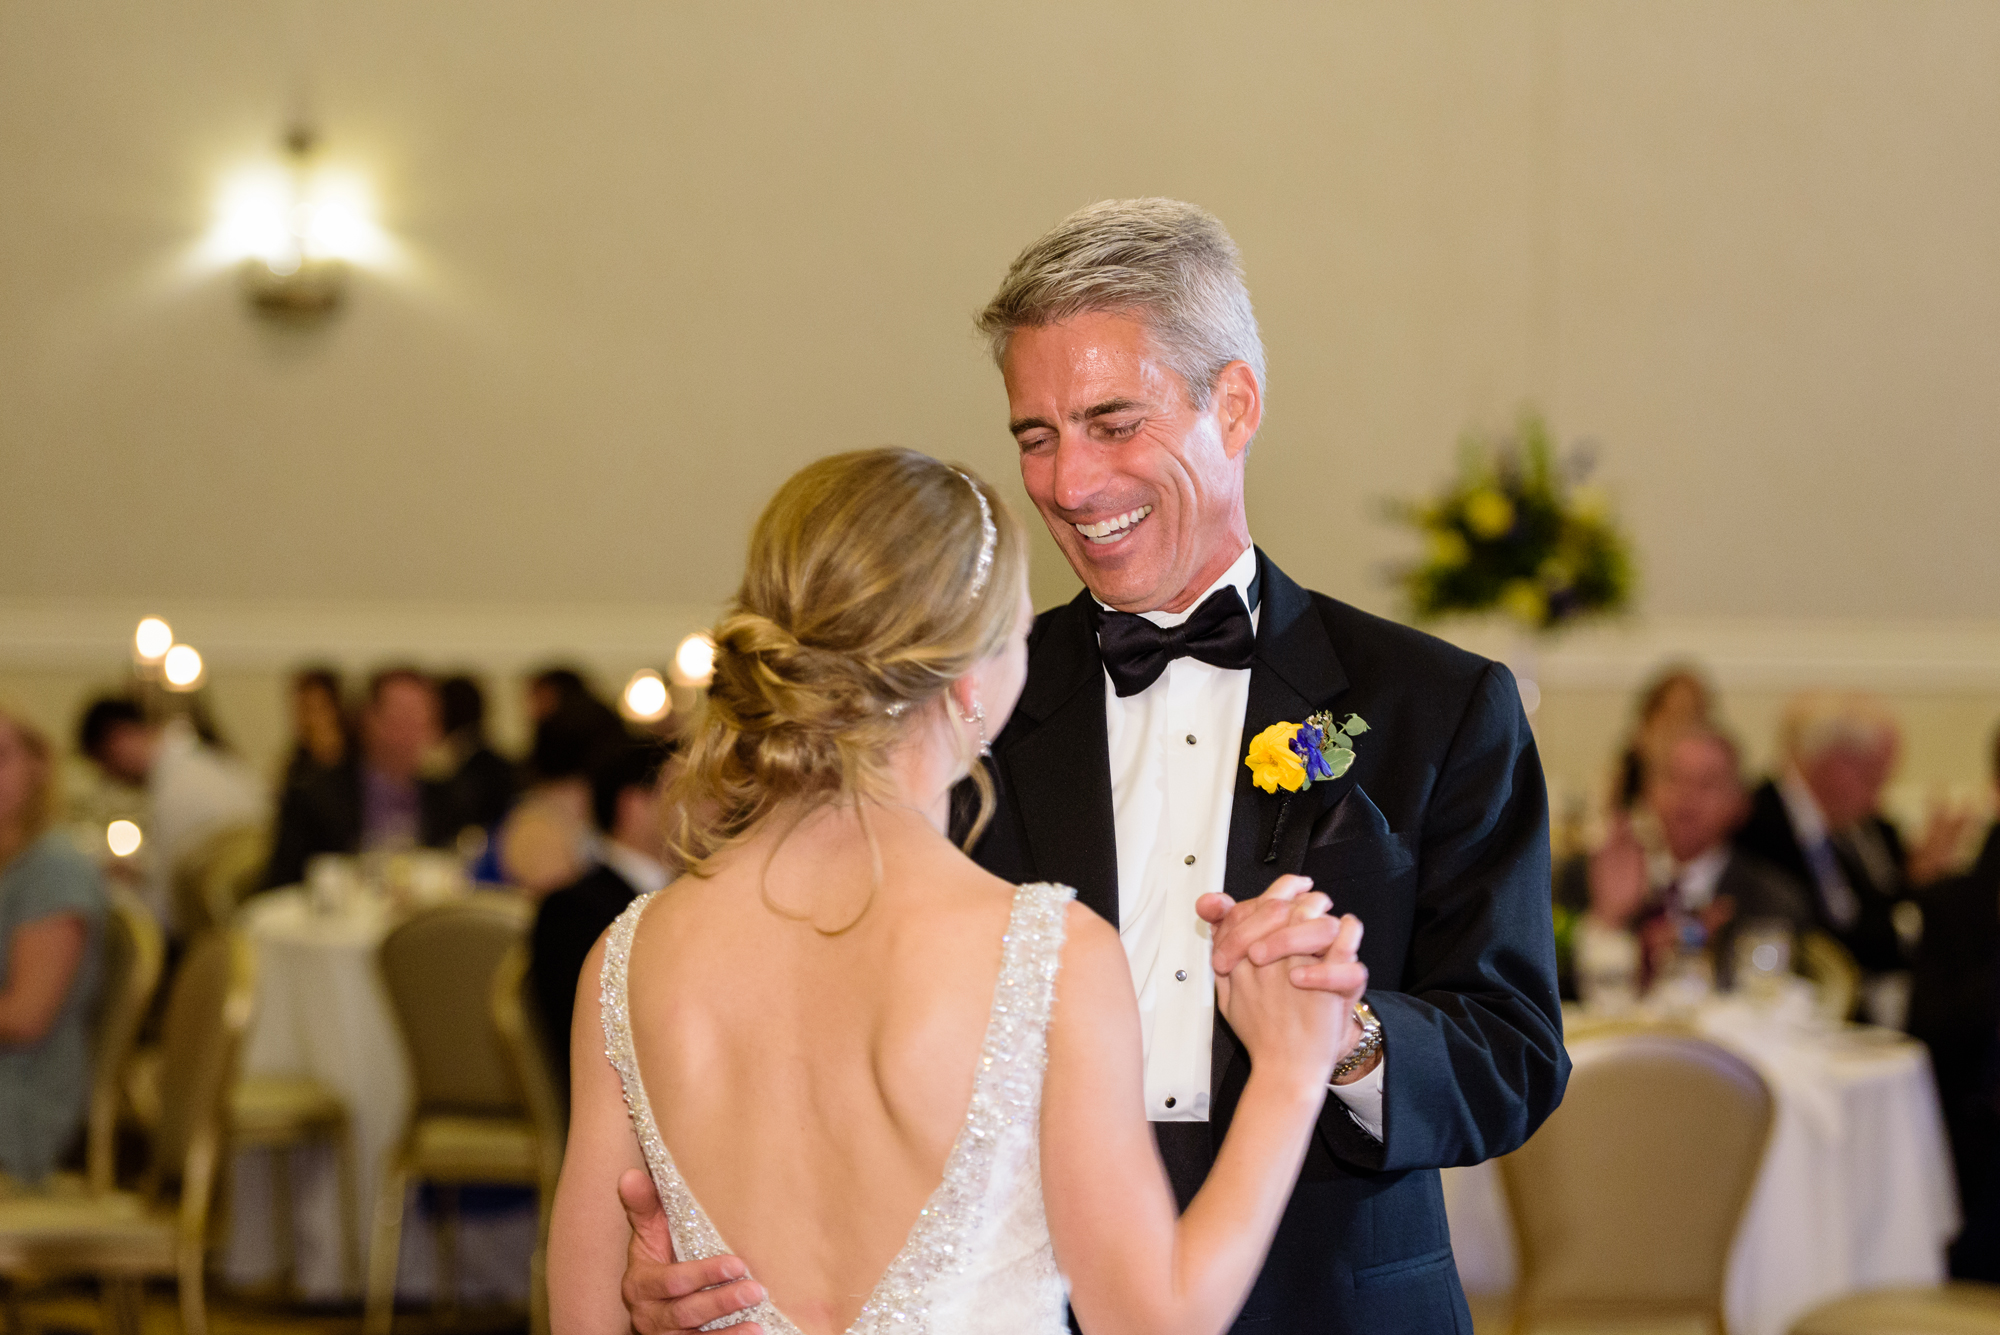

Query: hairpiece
left=956, top=470, right=997, bottom=602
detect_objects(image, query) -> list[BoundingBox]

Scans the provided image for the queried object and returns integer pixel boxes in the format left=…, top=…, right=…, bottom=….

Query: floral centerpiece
left=1388, top=413, right=1634, bottom=632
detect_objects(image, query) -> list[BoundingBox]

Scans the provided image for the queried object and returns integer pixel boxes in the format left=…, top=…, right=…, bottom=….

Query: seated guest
left=77, top=695, right=266, bottom=933
left=263, top=668, right=457, bottom=888
left=439, top=674, right=518, bottom=835
left=282, top=667, right=352, bottom=792
left=1612, top=662, right=1718, bottom=811
left=530, top=741, right=673, bottom=1102
left=0, top=706, right=107, bottom=1187
left=525, top=665, right=597, bottom=727
left=1908, top=722, right=2000, bottom=1280
left=1561, top=727, right=1810, bottom=989
left=492, top=695, right=627, bottom=894
left=1735, top=692, right=1911, bottom=978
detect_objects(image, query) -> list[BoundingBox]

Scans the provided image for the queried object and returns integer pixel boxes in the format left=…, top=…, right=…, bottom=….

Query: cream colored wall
left=2, top=3, right=1997, bottom=819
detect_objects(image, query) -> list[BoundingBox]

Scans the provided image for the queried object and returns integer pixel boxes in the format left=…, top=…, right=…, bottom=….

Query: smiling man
left=615, top=200, right=1567, bottom=1335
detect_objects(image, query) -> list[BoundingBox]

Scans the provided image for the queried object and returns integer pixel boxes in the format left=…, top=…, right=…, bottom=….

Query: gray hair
left=1781, top=691, right=1899, bottom=764
left=976, top=198, right=1266, bottom=409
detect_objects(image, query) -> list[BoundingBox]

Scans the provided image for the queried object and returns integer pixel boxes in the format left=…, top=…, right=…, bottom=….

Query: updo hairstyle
left=669, top=449, right=1028, bottom=879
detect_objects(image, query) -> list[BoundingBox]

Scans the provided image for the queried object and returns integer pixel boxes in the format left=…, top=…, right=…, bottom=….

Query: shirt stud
left=1184, top=854, right=1196, bottom=865
left=1175, top=969, right=1188, bottom=982
left=1186, top=734, right=1197, bottom=745
left=1165, top=1096, right=1177, bottom=1109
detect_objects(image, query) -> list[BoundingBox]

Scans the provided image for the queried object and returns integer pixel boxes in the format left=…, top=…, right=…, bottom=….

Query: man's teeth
left=1076, top=506, right=1154, bottom=544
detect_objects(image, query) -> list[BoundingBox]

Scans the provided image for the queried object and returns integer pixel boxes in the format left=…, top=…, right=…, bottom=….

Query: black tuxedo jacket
left=532, top=862, right=643, bottom=1107
left=971, top=551, right=1568, bottom=1334
left=1734, top=779, right=1907, bottom=975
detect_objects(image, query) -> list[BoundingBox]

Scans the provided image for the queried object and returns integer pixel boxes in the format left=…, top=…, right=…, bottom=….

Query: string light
left=134, top=617, right=173, bottom=664
left=621, top=670, right=671, bottom=723
left=671, top=633, right=716, bottom=688
left=106, top=820, right=143, bottom=858
left=162, top=644, right=205, bottom=690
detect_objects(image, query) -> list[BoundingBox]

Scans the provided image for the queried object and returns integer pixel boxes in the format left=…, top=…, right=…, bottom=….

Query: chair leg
left=364, top=1168, right=410, bottom=1335
left=434, top=1183, right=461, bottom=1326
left=271, top=1145, right=298, bottom=1300
left=180, top=1238, right=212, bottom=1335
left=333, top=1120, right=363, bottom=1299
left=101, top=1275, right=143, bottom=1335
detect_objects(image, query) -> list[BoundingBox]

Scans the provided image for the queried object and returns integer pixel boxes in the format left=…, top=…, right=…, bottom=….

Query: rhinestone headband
left=956, top=469, right=997, bottom=603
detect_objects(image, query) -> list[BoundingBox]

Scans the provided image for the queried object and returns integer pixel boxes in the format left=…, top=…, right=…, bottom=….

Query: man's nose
left=1049, top=431, right=1108, bottom=514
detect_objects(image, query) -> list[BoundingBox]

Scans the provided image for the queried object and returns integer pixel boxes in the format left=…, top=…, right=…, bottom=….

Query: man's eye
left=1017, top=433, right=1056, bottom=454
left=1098, top=420, right=1142, bottom=440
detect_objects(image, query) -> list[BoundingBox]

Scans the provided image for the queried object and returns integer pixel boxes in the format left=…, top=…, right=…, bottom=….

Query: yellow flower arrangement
left=1245, top=713, right=1369, bottom=795
left=1245, top=722, right=1308, bottom=794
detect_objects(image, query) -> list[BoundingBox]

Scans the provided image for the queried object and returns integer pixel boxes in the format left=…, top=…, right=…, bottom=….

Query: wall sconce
left=671, top=633, right=717, bottom=689
left=620, top=669, right=672, bottom=723
left=206, top=124, right=388, bottom=321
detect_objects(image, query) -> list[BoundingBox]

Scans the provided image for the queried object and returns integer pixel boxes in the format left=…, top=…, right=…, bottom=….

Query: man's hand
left=619, top=1168, right=765, bottom=1335
left=1198, top=875, right=1375, bottom=1080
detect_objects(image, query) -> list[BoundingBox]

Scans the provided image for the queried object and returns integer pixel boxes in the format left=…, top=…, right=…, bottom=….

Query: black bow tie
left=1095, top=584, right=1256, bottom=698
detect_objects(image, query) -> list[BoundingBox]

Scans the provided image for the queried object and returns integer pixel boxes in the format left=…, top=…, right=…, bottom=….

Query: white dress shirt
left=1101, top=545, right=1384, bottom=1139
left=598, top=839, right=672, bottom=896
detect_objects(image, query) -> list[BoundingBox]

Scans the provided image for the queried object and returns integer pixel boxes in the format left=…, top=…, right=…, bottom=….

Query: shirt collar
left=1094, top=543, right=1259, bottom=630
left=600, top=839, right=671, bottom=896
left=1778, top=766, right=1831, bottom=847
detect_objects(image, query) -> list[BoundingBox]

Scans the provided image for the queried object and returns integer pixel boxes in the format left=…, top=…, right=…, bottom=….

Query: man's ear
left=1211, top=361, right=1263, bottom=461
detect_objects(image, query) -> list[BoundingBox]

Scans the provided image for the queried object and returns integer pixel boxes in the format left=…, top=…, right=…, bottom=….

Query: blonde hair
left=976, top=198, right=1266, bottom=408
left=669, top=449, right=1028, bottom=900
left=0, top=705, right=57, bottom=854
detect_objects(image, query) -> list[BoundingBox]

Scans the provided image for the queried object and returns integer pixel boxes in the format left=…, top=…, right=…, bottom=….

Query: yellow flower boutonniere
left=1245, top=711, right=1369, bottom=795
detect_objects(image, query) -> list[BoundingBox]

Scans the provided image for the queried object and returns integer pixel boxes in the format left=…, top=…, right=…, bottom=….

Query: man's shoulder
left=1296, top=586, right=1493, bottom=691
left=534, top=864, right=640, bottom=939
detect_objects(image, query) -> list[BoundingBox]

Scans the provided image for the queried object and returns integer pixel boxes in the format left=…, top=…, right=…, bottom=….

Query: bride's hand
left=1214, top=896, right=1362, bottom=1091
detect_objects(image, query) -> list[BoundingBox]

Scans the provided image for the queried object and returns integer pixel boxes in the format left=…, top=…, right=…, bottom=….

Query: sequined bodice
left=600, top=882, right=1075, bottom=1335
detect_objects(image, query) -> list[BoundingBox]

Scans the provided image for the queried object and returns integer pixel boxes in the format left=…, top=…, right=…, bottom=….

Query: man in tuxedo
left=531, top=740, right=675, bottom=1107
left=617, top=199, right=1567, bottom=1333
left=262, top=668, right=460, bottom=889
left=1733, top=693, right=1912, bottom=983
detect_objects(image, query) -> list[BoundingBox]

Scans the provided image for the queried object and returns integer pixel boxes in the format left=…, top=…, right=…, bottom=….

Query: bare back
left=618, top=815, right=1043, bottom=1334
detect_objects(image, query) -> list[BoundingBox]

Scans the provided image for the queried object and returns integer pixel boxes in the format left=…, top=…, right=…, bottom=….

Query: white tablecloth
left=1445, top=999, right=1961, bottom=1335
left=223, top=888, right=535, bottom=1303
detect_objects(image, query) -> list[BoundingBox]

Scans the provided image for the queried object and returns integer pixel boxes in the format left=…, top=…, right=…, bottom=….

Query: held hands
left=1200, top=876, right=1371, bottom=1088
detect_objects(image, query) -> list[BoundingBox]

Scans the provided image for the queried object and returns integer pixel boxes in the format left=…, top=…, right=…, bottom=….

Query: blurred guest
left=0, top=706, right=107, bottom=1187
left=530, top=740, right=674, bottom=1102
left=1736, top=693, right=1912, bottom=981
left=1613, top=663, right=1717, bottom=810
left=1562, top=727, right=1810, bottom=990
left=77, top=695, right=265, bottom=933
left=491, top=695, right=627, bottom=894
left=439, top=674, right=518, bottom=835
left=1908, top=722, right=2000, bottom=1280
left=263, top=668, right=456, bottom=889
left=282, top=667, right=352, bottom=792
left=526, top=666, right=595, bottom=727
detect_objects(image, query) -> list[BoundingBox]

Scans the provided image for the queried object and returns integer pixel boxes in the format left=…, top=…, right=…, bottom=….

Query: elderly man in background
left=76, top=695, right=265, bottom=935
left=1733, top=692, right=1969, bottom=1024
left=1564, top=726, right=1812, bottom=991
left=264, top=667, right=459, bottom=889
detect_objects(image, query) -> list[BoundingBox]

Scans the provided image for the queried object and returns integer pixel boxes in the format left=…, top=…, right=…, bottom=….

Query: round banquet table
left=221, top=887, right=536, bottom=1304
left=1443, top=994, right=1962, bottom=1335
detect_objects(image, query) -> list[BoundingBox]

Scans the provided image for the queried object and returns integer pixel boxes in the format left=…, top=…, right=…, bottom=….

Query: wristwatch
left=1330, top=1000, right=1383, bottom=1082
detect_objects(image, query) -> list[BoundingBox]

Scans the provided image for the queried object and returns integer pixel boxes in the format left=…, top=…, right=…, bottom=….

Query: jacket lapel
left=1221, top=550, right=1350, bottom=903
left=992, top=591, right=1122, bottom=929
left=1213, top=551, right=1349, bottom=1104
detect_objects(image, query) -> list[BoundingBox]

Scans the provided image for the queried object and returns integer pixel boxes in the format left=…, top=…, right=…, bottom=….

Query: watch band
left=1330, top=999, right=1383, bottom=1082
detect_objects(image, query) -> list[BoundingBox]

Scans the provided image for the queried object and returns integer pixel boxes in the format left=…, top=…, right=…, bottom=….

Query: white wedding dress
left=599, top=881, right=1076, bottom=1335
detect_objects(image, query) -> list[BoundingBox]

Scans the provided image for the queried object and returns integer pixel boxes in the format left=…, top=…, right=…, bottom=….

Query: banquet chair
left=227, top=1073, right=360, bottom=1301
left=85, top=886, right=165, bottom=1194
left=1800, top=931, right=1861, bottom=1024
left=1787, top=1282, right=2000, bottom=1334
left=490, top=942, right=567, bottom=1335
left=0, top=931, right=255, bottom=1335
left=1499, top=1032, right=1773, bottom=1335
left=171, top=823, right=270, bottom=939
left=365, top=894, right=537, bottom=1335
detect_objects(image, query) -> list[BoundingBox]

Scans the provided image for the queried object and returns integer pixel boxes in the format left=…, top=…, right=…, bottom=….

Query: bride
left=549, top=449, right=1360, bottom=1335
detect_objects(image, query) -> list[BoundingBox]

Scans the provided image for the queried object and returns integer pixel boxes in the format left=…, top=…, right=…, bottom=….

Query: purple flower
left=1291, top=722, right=1335, bottom=783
